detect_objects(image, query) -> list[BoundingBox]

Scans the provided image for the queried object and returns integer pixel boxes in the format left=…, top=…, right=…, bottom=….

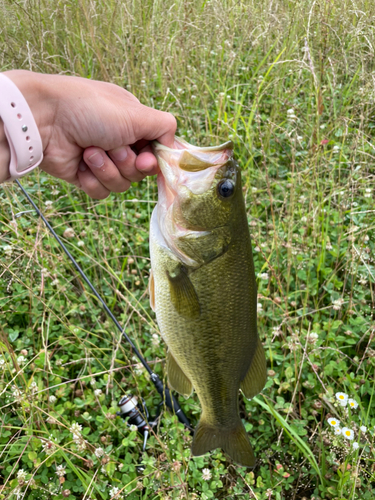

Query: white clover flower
left=17, top=469, right=27, bottom=481
left=328, top=417, right=340, bottom=427
left=94, top=389, right=103, bottom=397
left=332, top=298, right=345, bottom=310
left=365, top=188, right=372, bottom=198
left=352, top=442, right=359, bottom=450
left=63, top=228, right=75, bottom=238
left=45, top=200, right=53, bottom=207
left=334, top=426, right=342, bottom=435
left=191, top=95, right=197, bottom=100
left=151, top=333, right=160, bottom=346
left=12, top=386, right=23, bottom=402
left=129, top=424, right=138, bottom=432
left=77, top=241, right=85, bottom=247
left=336, top=392, right=348, bottom=406
left=287, top=108, right=295, bottom=116
left=12, top=486, right=22, bottom=499
left=342, top=427, right=354, bottom=440
left=70, top=422, right=82, bottom=439
left=134, top=363, right=143, bottom=376
left=49, top=395, right=57, bottom=404
left=42, top=438, right=56, bottom=455
left=90, top=378, right=96, bottom=386
left=259, top=273, right=269, bottom=280
left=109, top=486, right=121, bottom=498
left=95, top=447, right=104, bottom=458
left=333, top=145, right=340, bottom=153
left=51, top=279, right=59, bottom=286
left=348, top=398, right=358, bottom=409
left=360, top=425, right=367, bottom=433
left=56, top=464, right=66, bottom=477
left=17, top=355, right=26, bottom=365
left=0, top=356, right=5, bottom=369
left=358, top=275, right=367, bottom=285
left=29, top=381, right=38, bottom=394
left=257, top=302, right=263, bottom=312
left=76, top=439, right=87, bottom=452
left=307, top=332, right=319, bottom=344
left=272, top=326, right=281, bottom=336
left=4, top=245, right=13, bottom=256
left=202, top=468, right=212, bottom=481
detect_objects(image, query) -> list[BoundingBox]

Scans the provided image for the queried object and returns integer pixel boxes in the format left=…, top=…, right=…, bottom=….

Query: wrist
left=1, top=70, right=55, bottom=181
left=0, top=119, right=10, bottom=183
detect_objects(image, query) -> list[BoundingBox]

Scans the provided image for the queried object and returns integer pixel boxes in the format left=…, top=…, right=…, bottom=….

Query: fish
left=149, top=136, right=267, bottom=467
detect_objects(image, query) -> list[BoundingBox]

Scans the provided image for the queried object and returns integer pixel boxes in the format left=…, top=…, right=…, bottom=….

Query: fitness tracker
left=0, top=73, right=43, bottom=180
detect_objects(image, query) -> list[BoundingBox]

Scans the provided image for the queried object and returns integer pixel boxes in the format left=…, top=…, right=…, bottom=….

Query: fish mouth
left=152, top=136, right=234, bottom=204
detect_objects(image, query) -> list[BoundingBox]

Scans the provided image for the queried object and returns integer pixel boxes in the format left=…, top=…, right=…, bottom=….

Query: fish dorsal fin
left=240, top=339, right=267, bottom=400
left=167, top=350, right=193, bottom=397
left=149, top=270, right=155, bottom=311
left=166, top=267, right=200, bottom=319
left=179, top=150, right=215, bottom=171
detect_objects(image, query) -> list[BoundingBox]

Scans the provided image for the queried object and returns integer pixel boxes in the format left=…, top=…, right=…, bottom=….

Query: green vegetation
left=1, top=0, right=375, bottom=498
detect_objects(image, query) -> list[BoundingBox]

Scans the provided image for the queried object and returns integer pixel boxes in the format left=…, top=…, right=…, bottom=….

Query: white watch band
left=0, top=73, right=43, bottom=180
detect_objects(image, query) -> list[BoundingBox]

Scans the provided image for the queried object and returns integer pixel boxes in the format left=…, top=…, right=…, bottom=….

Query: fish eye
left=218, top=179, right=235, bottom=198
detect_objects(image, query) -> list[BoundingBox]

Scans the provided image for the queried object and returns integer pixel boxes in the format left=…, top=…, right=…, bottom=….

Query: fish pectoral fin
left=192, top=417, right=255, bottom=468
left=149, top=269, right=155, bottom=312
left=240, top=339, right=267, bottom=400
left=167, top=351, right=193, bottom=397
left=166, top=267, right=200, bottom=319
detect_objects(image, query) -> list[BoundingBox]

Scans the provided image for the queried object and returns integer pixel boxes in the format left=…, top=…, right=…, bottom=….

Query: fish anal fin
left=191, top=417, right=255, bottom=468
left=166, top=267, right=200, bottom=319
left=240, top=339, right=267, bottom=400
left=149, top=270, right=155, bottom=312
left=167, top=351, right=193, bottom=397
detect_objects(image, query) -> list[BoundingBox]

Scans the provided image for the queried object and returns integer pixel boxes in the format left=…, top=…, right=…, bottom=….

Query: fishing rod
left=15, top=179, right=192, bottom=437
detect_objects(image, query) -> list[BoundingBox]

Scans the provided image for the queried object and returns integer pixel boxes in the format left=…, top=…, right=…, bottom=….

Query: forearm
left=0, top=70, right=55, bottom=184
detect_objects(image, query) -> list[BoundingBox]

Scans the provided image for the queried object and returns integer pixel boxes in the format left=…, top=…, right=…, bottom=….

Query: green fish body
left=149, top=137, right=267, bottom=467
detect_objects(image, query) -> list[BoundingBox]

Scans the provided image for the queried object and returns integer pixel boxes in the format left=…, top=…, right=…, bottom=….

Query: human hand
left=1, top=70, right=176, bottom=198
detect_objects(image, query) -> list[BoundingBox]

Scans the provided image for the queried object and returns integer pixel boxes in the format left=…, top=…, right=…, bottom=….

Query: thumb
left=133, top=105, right=177, bottom=148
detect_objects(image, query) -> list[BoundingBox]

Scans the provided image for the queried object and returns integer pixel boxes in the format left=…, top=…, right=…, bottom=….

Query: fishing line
left=15, top=179, right=192, bottom=432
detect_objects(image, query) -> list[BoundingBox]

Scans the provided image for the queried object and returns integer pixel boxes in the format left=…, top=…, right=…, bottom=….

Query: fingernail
left=87, top=152, right=104, bottom=167
left=111, top=147, right=128, bottom=161
left=79, top=163, right=87, bottom=172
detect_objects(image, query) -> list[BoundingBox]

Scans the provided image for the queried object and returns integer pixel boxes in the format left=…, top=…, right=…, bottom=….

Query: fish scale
left=149, top=137, right=267, bottom=467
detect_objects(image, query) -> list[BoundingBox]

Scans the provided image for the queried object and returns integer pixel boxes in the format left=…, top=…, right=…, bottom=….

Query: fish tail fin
left=191, top=417, right=255, bottom=468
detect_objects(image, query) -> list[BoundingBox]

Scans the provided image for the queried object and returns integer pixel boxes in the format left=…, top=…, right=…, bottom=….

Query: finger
left=83, top=147, right=131, bottom=192
left=135, top=144, right=160, bottom=175
left=77, top=160, right=111, bottom=199
left=132, top=107, right=177, bottom=148
left=108, top=145, right=146, bottom=183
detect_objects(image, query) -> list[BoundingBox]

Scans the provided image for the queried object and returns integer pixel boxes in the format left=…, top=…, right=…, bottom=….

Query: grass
left=1, top=0, right=375, bottom=498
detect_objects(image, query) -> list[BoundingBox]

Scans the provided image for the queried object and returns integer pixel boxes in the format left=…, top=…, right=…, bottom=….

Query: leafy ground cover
left=1, top=0, right=375, bottom=498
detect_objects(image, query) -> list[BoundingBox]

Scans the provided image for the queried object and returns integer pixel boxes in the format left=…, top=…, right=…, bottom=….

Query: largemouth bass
left=149, top=137, right=267, bottom=467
